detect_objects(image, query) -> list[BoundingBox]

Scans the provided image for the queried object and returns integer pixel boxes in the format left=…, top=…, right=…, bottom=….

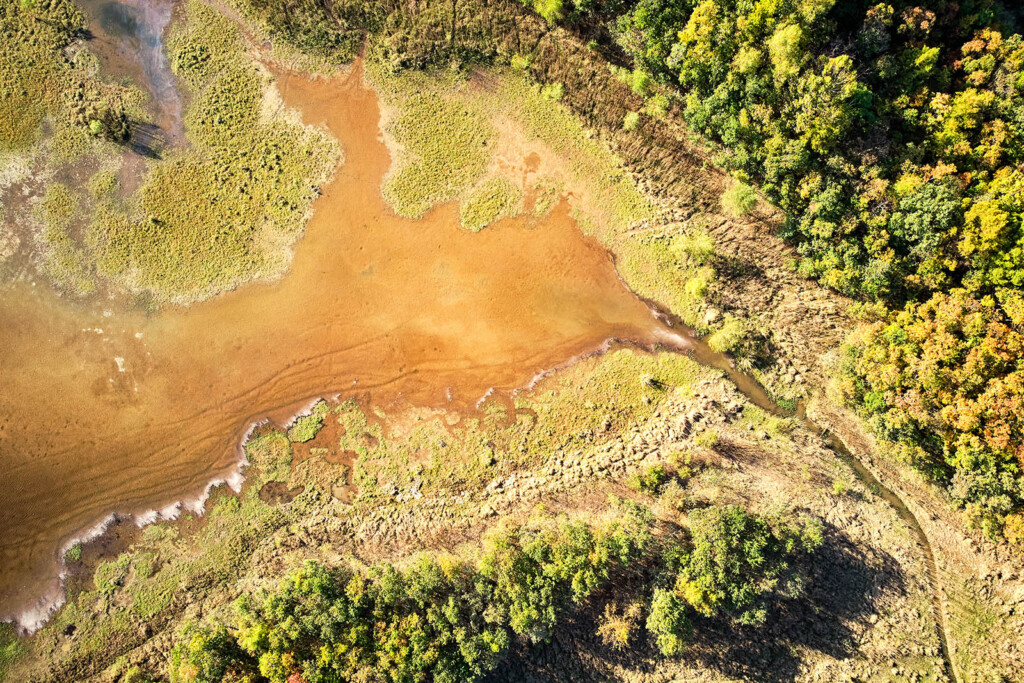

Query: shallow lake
left=0, top=65, right=679, bottom=626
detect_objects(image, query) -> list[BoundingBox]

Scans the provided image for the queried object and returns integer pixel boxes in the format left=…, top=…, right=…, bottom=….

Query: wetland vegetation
left=2, top=0, right=1023, bottom=681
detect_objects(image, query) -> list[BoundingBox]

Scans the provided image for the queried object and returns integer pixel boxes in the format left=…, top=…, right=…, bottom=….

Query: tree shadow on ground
left=126, top=120, right=165, bottom=159
left=486, top=523, right=903, bottom=682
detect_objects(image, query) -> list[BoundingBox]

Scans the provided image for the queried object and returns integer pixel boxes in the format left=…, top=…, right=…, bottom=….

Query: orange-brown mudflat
left=0, top=65, right=675, bottom=624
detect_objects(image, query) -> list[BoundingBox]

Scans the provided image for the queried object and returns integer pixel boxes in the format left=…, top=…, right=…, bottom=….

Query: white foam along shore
left=3, top=396, right=344, bottom=634
left=4, top=445, right=250, bottom=635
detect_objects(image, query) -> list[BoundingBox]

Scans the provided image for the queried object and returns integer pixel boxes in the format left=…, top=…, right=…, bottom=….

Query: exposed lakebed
left=0, top=63, right=681, bottom=626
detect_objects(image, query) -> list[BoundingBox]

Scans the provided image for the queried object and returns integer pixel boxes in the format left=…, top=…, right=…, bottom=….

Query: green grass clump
left=460, top=176, right=523, bottom=231
left=706, top=316, right=746, bottom=353
left=87, top=169, right=118, bottom=199
left=245, top=431, right=293, bottom=483
left=531, top=176, right=563, bottom=216
left=623, top=111, right=640, bottom=131
left=721, top=179, right=757, bottom=217
left=379, top=86, right=491, bottom=218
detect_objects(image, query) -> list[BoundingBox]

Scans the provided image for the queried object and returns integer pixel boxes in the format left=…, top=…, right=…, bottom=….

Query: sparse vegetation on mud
left=460, top=176, right=523, bottom=231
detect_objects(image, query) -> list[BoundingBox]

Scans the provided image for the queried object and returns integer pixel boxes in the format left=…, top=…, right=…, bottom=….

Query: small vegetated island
left=1, top=0, right=1023, bottom=682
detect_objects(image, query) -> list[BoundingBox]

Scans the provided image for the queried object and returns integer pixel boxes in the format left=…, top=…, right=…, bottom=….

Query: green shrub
left=65, top=543, right=82, bottom=563
left=623, top=111, right=640, bottom=131
left=596, top=602, right=642, bottom=650
left=510, top=53, right=531, bottom=71
left=670, top=229, right=715, bottom=265
left=646, top=587, right=690, bottom=655
left=644, top=94, right=670, bottom=119
left=706, top=316, right=745, bottom=353
left=170, top=623, right=249, bottom=683
left=721, top=180, right=757, bottom=217
left=630, top=465, right=668, bottom=494
left=541, top=82, right=564, bottom=101
left=523, top=0, right=564, bottom=24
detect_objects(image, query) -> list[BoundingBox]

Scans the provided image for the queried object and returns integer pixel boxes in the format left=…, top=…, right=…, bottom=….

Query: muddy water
left=0, top=66, right=678, bottom=626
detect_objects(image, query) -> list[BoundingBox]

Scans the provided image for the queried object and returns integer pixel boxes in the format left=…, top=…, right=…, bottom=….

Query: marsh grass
left=86, top=0, right=338, bottom=304
left=368, top=64, right=655, bottom=237
left=375, top=79, right=491, bottom=218
left=460, top=176, right=523, bottom=231
left=36, top=183, right=95, bottom=295
left=0, top=622, right=21, bottom=677
left=0, top=0, right=83, bottom=151
left=367, top=63, right=695, bottom=345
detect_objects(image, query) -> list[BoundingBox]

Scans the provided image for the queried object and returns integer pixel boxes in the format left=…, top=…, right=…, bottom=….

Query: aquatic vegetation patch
left=287, top=400, right=330, bottom=443
left=88, top=0, right=338, bottom=303
left=460, top=176, right=523, bottom=231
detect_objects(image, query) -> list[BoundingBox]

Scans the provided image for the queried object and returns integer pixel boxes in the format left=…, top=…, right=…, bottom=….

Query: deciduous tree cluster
left=603, top=0, right=1024, bottom=539
left=169, top=505, right=820, bottom=682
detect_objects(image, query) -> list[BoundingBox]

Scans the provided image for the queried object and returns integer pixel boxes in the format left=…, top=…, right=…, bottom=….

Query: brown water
left=0, top=66, right=678, bottom=627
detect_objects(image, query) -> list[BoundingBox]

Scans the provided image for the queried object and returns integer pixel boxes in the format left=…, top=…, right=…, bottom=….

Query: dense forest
left=516, top=0, right=1024, bottom=541
left=169, top=505, right=821, bottom=682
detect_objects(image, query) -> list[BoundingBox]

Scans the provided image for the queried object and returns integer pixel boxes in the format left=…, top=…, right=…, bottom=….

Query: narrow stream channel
left=670, top=321, right=959, bottom=682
